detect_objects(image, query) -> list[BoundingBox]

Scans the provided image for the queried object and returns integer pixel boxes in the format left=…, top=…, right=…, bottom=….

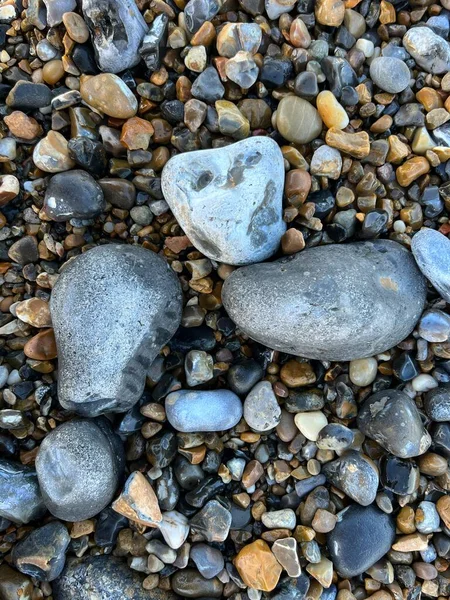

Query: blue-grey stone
left=425, top=385, right=450, bottom=422
left=223, top=240, right=427, bottom=361
left=412, top=228, right=450, bottom=303
left=50, top=244, right=182, bottom=416
left=403, top=26, right=450, bottom=74
left=161, top=136, right=286, bottom=266
left=0, top=459, right=46, bottom=524
left=419, top=309, right=450, bottom=342
left=369, top=57, right=410, bottom=93
left=322, top=450, right=379, bottom=506
left=415, top=501, right=441, bottom=534
left=165, top=390, right=243, bottom=432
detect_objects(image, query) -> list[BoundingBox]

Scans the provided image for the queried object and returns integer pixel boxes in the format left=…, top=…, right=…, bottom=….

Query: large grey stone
left=82, top=0, right=148, bottom=73
left=53, top=556, right=179, bottom=600
left=36, top=418, right=124, bottom=522
left=161, top=136, right=286, bottom=265
left=223, top=240, right=427, bottom=361
left=412, top=228, right=450, bottom=303
left=43, top=0, right=76, bottom=26
left=50, top=244, right=182, bottom=416
left=357, top=389, right=431, bottom=458
left=165, top=390, right=243, bottom=432
left=403, top=26, right=450, bottom=74
left=369, top=57, right=410, bottom=93
left=0, top=459, right=46, bottom=524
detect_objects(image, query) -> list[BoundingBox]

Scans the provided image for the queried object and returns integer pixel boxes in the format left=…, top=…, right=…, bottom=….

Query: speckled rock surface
left=411, top=228, right=450, bottom=303
left=50, top=244, right=182, bottom=416
left=161, top=136, right=286, bottom=265
left=36, top=418, right=124, bottom=521
left=369, top=57, right=410, bottom=93
left=223, top=240, right=427, bottom=361
left=322, top=450, right=379, bottom=506
left=403, top=26, right=450, bottom=74
left=0, top=459, right=46, bottom=525
left=165, top=390, right=243, bottom=432
left=424, top=385, right=450, bottom=422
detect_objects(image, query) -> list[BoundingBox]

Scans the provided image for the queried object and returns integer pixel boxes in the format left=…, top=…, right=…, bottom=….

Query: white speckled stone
left=244, top=381, right=281, bottom=432
left=403, top=26, right=450, bottom=74
left=412, top=228, right=450, bottom=302
left=223, top=240, right=427, bottom=361
left=161, top=136, right=286, bottom=265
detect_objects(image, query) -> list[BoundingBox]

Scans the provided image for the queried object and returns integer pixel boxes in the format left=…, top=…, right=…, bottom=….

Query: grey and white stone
left=0, top=459, right=46, bottom=524
left=43, top=0, right=76, bottom=26
left=357, top=389, right=431, bottom=458
left=165, top=389, right=242, bottom=432
left=225, top=52, right=259, bottom=88
left=158, top=510, right=190, bottom=549
left=140, top=14, right=168, bottom=72
left=190, top=544, right=224, bottom=579
left=50, top=244, right=182, bottom=416
left=244, top=381, right=281, bottom=432
left=44, top=170, right=105, bottom=222
left=184, top=0, right=220, bottom=33
left=415, top=501, right=441, bottom=534
left=185, top=350, right=214, bottom=387
left=369, top=57, right=410, bottom=93
left=316, top=423, right=354, bottom=451
left=424, top=385, right=450, bottom=422
left=82, top=0, right=148, bottom=73
left=265, top=0, right=296, bottom=19
left=261, top=508, right=297, bottom=529
left=412, top=228, right=450, bottom=303
left=419, top=309, right=450, bottom=342
left=36, top=418, right=124, bottom=521
left=161, top=136, right=286, bottom=265
left=327, top=504, right=396, bottom=578
left=322, top=450, right=379, bottom=506
left=403, top=26, right=450, bottom=74
left=223, top=240, right=426, bottom=361
left=190, top=500, right=232, bottom=542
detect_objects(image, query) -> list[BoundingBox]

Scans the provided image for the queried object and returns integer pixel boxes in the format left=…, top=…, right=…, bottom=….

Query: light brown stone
left=392, top=533, right=429, bottom=552
left=325, top=127, right=370, bottom=158
left=317, top=91, right=349, bottom=130
left=379, top=0, right=396, bottom=23
left=307, top=556, right=334, bottom=588
left=387, top=135, right=409, bottom=163
left=416, top=87, right=443, bottom=112
left=80, top=74, right=138, bottom=118
left=290, top=18, right=311, bottom=48
left=315, top=0, right=345, bottom=26
left=4, top=111, right=42, bottom=140
left=396, top=157, right=430, bottom=187
left=234, top=539, right=282, bottom=592
left=277, top=96, right=323, bottom=144
left=120, top=117, right=154, bottom=150
left=436, top=495, right=450, bottom=529
left=280, top=360, right=316, bottom=387
left=0, top=174, right=19, bottom=206
left=62, top=12, right=90, bottom=43
left=281, top=228, right=305, bottom=254
left=112, top=471, right=162, bottom=528
left=33, top=131, right=75, bottom=173
left=396, top=506, right=416, bottom=534
left=16, top=298, right=52, bottom=328
left=42, top=60, right=65, bottom=85
left=24, top=329, right=57, bottom=360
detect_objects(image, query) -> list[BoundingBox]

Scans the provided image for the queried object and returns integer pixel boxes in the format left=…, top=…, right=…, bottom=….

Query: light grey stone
left=165, top=389, right=242, bottom=432
left=185, top=350, right=214, bottom=387
left=50, top=244, right=182, bottom=416
left=82, top=0, right=148, bottom=73
left=36, top=418, right=124, bottom=522
left=322, top=450, right=379, bottom=506
left=244, top=381, right=281, bottom=432
left=0, top=459, right=46, bottom=524
left=403, top=26, right=450, bottom=74
left=43, top=0, right=76, bottom=26
left=223, top=240, right=426, bottom=361
left=415, top=501, right=441, bottom=534
left=412, top=228, right=450, bottom=303
left=265, top=0, right=296, bottom=19
left=261, top=508, right=297, bottom=529
left=161, top=136, right=286, bottom=265
left=357, top=389, right=431, bottom=458
left=225, top=52, right=259, bottom=88
left=369, top=57, right=410, bottom=93
left=140, top=14, right=168, bottom=72
left=190, top=544, right=224, bottom=579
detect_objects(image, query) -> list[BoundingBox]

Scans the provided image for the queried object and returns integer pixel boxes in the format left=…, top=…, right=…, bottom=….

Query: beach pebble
left=244, top=381, right=281, bottom=432
left=166, top=389, right=242, bottom=432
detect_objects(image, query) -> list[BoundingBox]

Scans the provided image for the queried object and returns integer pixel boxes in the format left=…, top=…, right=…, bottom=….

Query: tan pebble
left=290, top=18, right=311, bottom=48
left=280, top=360, right=316, bottom=387
left=16, top=298, right=51, bottom=328
left=316, top=91, right=349, bottom=130
left=62, top=11, right=90, bottom=43
left=306, top=556, right=334, bottom=588
left=80, top=73, right=138, bottom=118
left=412, top=127, right=437, bottom=155
left=416, top=87, right=443, bottom=112
left=33, top=131, right=75, bottom=173
left=191, top=21, right=216, bottom=46
left=71, top=519, right=95, bottom=538
left=312, top=509, right=337, bottom=533
left=387, top=135, right=409, bottom=163
left=315, top=0, right=345, bottom=26
left=112, top=471, right=162, bottom=527
left=325, top=127, right=370, bottom=158
left=281, top=228, right=305, bottom=254
left=242, top=459, right=264, bottom=488
left=436, top=495, right=450, bottom=529
left=277, top=96, right=323, bottom=144
left=120, top=117, right=154, bottom=150
left=396, top=156, right=430, bottom=187
left=441, top=72, right=450, bottom=92
left=184, top=46, right=207, bottom=72
left=215, top=100, right=250, bottom=140
left=234, top=539, right=282, bottom=592
left=370, top=114, right=392, bottom=133
left=24, top=329, right=57, bottom=360
left=285, top=169, right=311, bottom=205
left=0, top=174, right=19, bottom=206
left=434, top=146, right=450, bottom=161
left=379, top=0, right=396, bottom=23
left=349, top=357, right=377, bottom=386
left=42, top=60, right=65, bottom=85
left=397, top=506, right=416, bottom=534
left=4, top=111, right=42, bottom=140
left=392, top=533, right=429, bottom=552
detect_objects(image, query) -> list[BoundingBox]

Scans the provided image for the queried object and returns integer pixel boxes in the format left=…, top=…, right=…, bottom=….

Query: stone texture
left=216, top=23, right=262, bottom=57
left=369, top=57, right=411, bottom=93
left=403, top=26, right=450, bottom=74
left=316, top=91, right=349, bottom=130
left=36, top=418, right=124, bottom=521
left=165, top=390, right=242, bottom=432
left=0, top=459, right=46, bottom=524
left=50, top=244, right=182, bottom=416
left=322, top=450, right=379, bottom=505
left=33, top=131, right=75, bottom=173
left=44, top=170, right=105, bottom=221
left=244, top=381, right=281, bottom=431
left=16, top=298, right=51, bottom=328
left=140, top=14, right=168, bottom=72
left=234, top=539, right=282, bottom=592
left=223, top=240, right=426, bottom=361
left=425, top=385, right=450, bottom=421
left=412, top=228, right=450, bottom=303
left=112, top=471, right=162, bottom=527
left=161, top=136, right=285, bottom=265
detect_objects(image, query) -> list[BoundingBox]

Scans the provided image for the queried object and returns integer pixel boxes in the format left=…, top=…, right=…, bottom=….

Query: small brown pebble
left=325, top=128, right=370, bottom=158
left=191, top=21, right=216, bottom=46
left=234, top=539, right=282, bottom=592
left=379, top=0, right=396, bottom=23
left=387, top=135, right=410, bottom=163
left=392, top=533, right=429, bottom=551
left=4, top=111, right=42, bottom=140
left=280, top=360, right=316, bottom=387
left=121, top=117, right=154, bottom=150
left=242, top=460, right=264, bottom=488
left=312, top=509, right=337, bottom=533
left=413, top=562, right=438, bottom=580
left=315, top=0, right=345, bottom=26
left=24, top=329, right=57, bottom=360
left=62, top=12, right=90, bottom=43
left=316, top=91, right=349, bottom=130
left=416, top=87, right=443, bottom=112
left=417, top=453, right=448, bottom=476
left=16, top=298, right=52, bottom=328
left=370, top=115, right=392, bottom=133
left=112, top=471, right=162, bottom=528
left=281, top=229, right=305, bottom=254
left=396, top=157, right=430, bottom=187
left=42, top=60, right=65, bottom=85
left=71, top=519, right=95, bottom=538
left=396, top=506, right=416, bottom=534
left=285, top=169, right=311, bottom=206
left=436, top=495, right=450, bottom=529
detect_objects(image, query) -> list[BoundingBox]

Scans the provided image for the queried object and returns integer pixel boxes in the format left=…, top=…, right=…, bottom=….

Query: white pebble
left=0, top=365, right=9, bottom=388
left=294, top=411, right=327, bottom=441
left=393, top=220, right=406, bottom=233
left=355, top=38, right=374, bottom=57
left=349, top=357, right=378, bottom=387
left=7, top=369, right=21, bottom=386
left=411, top=374, right=438, bottom=393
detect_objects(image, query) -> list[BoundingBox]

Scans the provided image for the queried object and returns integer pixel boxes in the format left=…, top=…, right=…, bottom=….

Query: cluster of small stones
left=0, top=0, right=450, bottom=599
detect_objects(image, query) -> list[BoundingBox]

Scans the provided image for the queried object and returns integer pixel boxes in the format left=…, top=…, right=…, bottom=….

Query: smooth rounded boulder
left=50, top=244, right=182, bottom=416
left=223, top=240, right=426, bottom=361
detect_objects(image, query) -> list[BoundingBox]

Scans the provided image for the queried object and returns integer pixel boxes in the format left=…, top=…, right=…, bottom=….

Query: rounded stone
left=403, top=26, right=450, bottom=74
left=419, top=309, right=450, bottom=342
left=316, top=423, right=354, bottom=451
left=276, top=96, right=323, bottom=144
left=322, top=450, right=379, bottom=506
left=424, top=385, right=450, bottom=422
left=316, top=90, right=349, bottom=130
left=369, top=57, right=411, bottom=94
left=44, top=170, right=105, bottom=222
left=349, top=357, right=378, bottom=386
left=36, top=418, right=124, bottom=521
left=165, top=389, right=243, bottom=432
left=412, top=228, right=450, bottom=303
left=33, top=131, right=75, bottom=174
left=294, top=411, right=327, bottom=441
left=80, top=73, right=138, bottom=118
left=223, top=240, right=427, bottom=361
left=0, top=459, right=46, bottom=525
left=244, top=381, right=281, bottom=432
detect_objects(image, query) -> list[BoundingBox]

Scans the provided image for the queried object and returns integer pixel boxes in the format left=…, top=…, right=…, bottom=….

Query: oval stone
left=80, top=74, right=138, bottom=118
left=161, top=137, right=286, bottom=265
left=411, top=228, right=450, bottom=302
left=223, top=240, right=426, bottom=361
left=0, top=459, right=46, bottom=525
left=425, top=385, right=450, bottom=422
left=403, top=26, right=450, bottom=74
left=276, top=96, right=323, bottom=144
left=165, top=390, right=243, bottom=432
left=369, top=57, right=411, bottom=94
left=44, top=170, right=105, bottom=221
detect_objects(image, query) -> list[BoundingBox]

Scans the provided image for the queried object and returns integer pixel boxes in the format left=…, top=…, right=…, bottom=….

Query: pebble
left=161, top=136, right=285, bottom=265
left=412, top=228, right=450, bottom=303
left=272, top=538, right=301, bottom=577
left=33, top=131, right=76, bottom=173
left=190, top=544, right=224, bottom=579
left=216, top=23, right=261, bottom=57
left=4, top=111, right=42, bottom=140
left=0, top=564, right=33, bottom=600
left=349, top=357, right=378, bottom=386
left=307, top=556, right=334, bottom=588
left=80, top=74, right=138, bottom=118
left=325, top=128, right=370, bottom=159
left=62, top=12, right=89, bottom=43
left=327, top=505, right=395, bottom=577
left=223, top=240, right=426, bottom=361
left=171, top=568, right=223, bottom=598
left=36, top=418, right=124, bottom=521
left=265, top=0, right=296, bottom=19
left=322, top=450, right=379, bottom=506
left=310, top=145, right=342, bottom=180
left=234, top=539, right=282, bottom=592
left=316, top=91, right=349, bottom=130
left=316, top=423, right=354, bottom=451
left=12, top=522, right=70, bottom=581
left=424, top=385, right=450, bottom=421
left=244, top=381, right=281, bottom=432
left=0, top=174, right=20, bottom=205
left=357, top=389, right=431, bottom=458
left=0, top=459, right=46, bottom=524
left=0, top=138, right=16, bottom=162
left=6, top=81, right=52, bottom=109
left=140, top=14, right=168, bottom=71
left=262, top=508, right=296, bottom=530
left=369, top=57, right=411, bottom=94
left=185, top=350, right=213, bottom=386
left=380, top=455, right=420, bottom=496
left=403, top=26, right=450, bottom=74
left=315, top=0, right=345, bottom=26
left=191, top=67, right=224, bottom=102
left=112, top=471, right=161, bottom=527
left=158, top=510, right=190, bottom=549
left=419, top=309, right=450, bottom=342
left=294, top=411, right=327, bottom=441
left=165, top=389, right=242, bottom=432
left=50, top=244, right=182, bottom=416
left=415, top=501, right=441, bottom=534
left=276, top=96, right=323, bottom=144
left=227, top=359, right=263, bottom=395
left=44, top=169, right=105, bottom=221
left=190, top=500, right=231, bottom=542
left=225, top=51, right=259, bottom=88
left=16, top=298, right=51, bottom=328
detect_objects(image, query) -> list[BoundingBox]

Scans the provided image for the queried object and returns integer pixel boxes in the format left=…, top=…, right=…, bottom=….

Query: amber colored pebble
left=280, top=359, right=316, bottom=387
left=387, top=135, right=409, bottom=163
left=42, top=60, right=65, bottom=85
left=396, top=506, right=416, bottom=534
left=417, top=87, right=444, bottom=112
left=285, top=169, right=311, bottom=205
left=151, top=119, right=172, bottom=144
left=24, top=329, right=57, bottom=360
left=4, top=111, right=42, bottom=140
left=120, top=117, right=154, bottom=150
left=191, top=21, right=216, bottom=46
left=149, top=146, right=170, bottom=171
left=396, top=156, right=430, bottom=187
left=370, top=115, right=392, bottom=133
left=234, top=539, right=282, bottom=592
left=437, top=495, right=450, bottom=529
left=176, top=76, right=192, bottom=102
left=281, top=228, right=305, bottom=254
left=379, top=0, right=396, bottom=23
left=315, top=0, right=345, bottom=26
left=325, top=128, right=370, bottom=159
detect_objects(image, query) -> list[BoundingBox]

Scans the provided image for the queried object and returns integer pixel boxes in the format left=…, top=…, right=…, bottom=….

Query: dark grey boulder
left=0, top=459, right=46, bottom=524
left=44, top=170, right=105, bottom=222
left=412, top=228, right=450, bottom=303
left=50, top=244, right=182, bottom=416
left=425, top=385, right=450, bottom=422
left=223, top=240, right=426, bottom=361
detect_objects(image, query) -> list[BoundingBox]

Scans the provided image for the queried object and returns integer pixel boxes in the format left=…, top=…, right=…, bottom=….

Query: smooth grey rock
left=189, top=500, right=232, bottom=542
left=50, top=244, right=182, bottom=416
left=316, top=423, right=354, bottom=451
left=322, top=450, right=379, bottom=506
left=191, top=67, right=225, bottom=102
left=12, top=522, right=70, bottom=581
left=403, top=26, right=450, bottom=74
left=357, top=389, right=431, bottom=458
left=36, top=418, right=124, bottom=521
left=412, top=228, right=450, bottom=303
left=261, top=508, right=296, bottom=529
left=415, top=501, right=441, bottom=534
left=243, top=381, right=281, bottom=432
left=327, top=504, right=395, bottom=577
left=53, top=556, right=179, bottom=600
left=223, top=240, right=426, bottom=361
left=190, top=544, right=224, bottom=579
left=419, top=309, right=450, bottom=342
left=0, top=459, right=46, bottom=524
left=44, top=170, right=105, bottom=222
left=425, top=385, right=450, bottom=422
left=184, top=0, right=220, bottom=33
left=369, top=57, right=410, bottom=93
left=165, top=389, right=242, bottom=432
left=82, top=0, right=148, bottom=73
left=161, top=136, right=286, bottom=265
left=43, top=0, right=76, bottom=26
left=139, top=14, right=168, bottom=72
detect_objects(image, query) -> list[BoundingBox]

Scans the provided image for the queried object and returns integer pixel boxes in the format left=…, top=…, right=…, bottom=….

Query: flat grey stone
left=82, top=0, right=148, bottom=73
left=403, top=26, right=450, bottom=74
left=36, top=418, right=124, bottom=522
left=165, top=389, right=243, bottom=432
left=412, top=228, right=450, bottom=303
left=322, top=450, right=379, bottom=506
left=223, top=240, right=426, bottom=361
left=43, top=0, right=76, bottom=26
left=161, top=136, right=286, bottom=265
left=0, top=459, right=46, bottom=525
left=369, top=57, right=410, bottom=93
left=357, top=389, right=431, bottom=458
left=50, top=244, right=182, bottom=416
